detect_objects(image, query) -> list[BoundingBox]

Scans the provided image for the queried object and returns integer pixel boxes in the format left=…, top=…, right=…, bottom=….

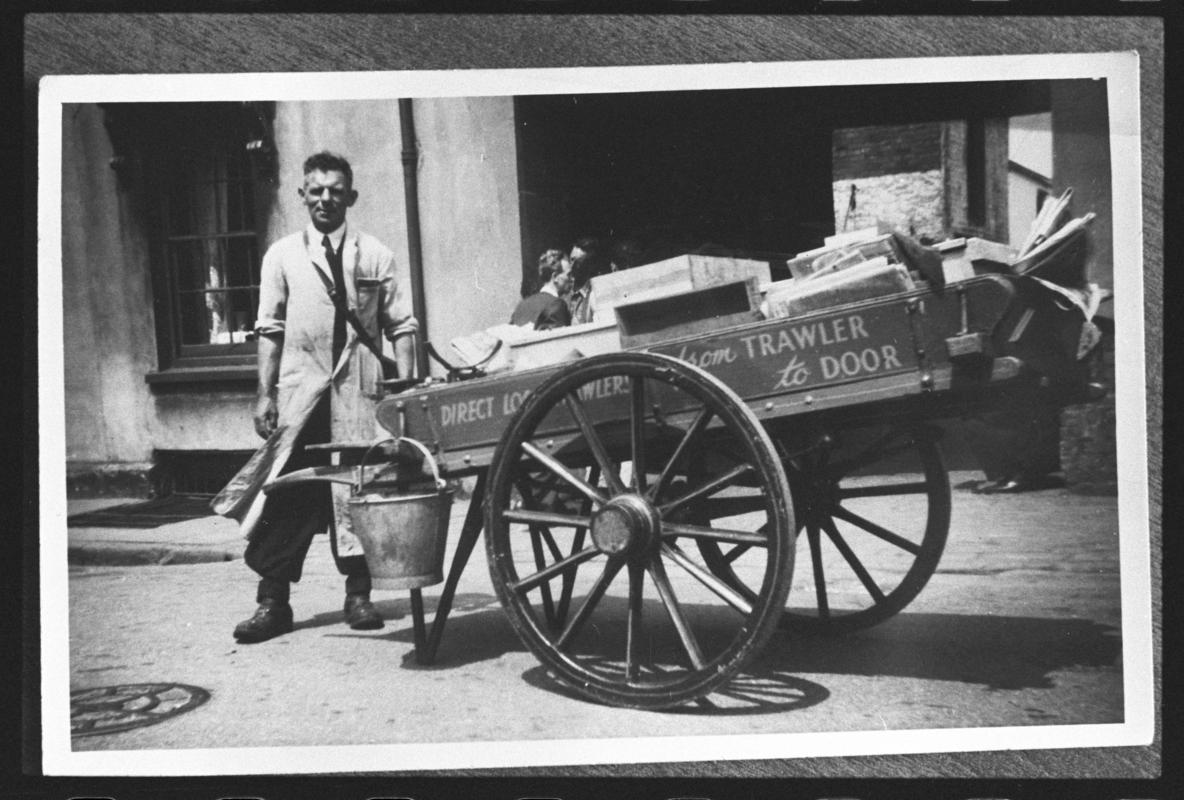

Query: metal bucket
left=346, top=437, right=454, bottom=590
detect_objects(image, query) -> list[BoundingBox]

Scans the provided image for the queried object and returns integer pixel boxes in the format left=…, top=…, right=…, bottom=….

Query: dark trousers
left=244, top=395, right=370, bottom=603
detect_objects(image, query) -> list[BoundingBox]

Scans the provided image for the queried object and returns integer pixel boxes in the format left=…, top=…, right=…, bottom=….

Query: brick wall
left=833, top=123, right=942, bottom=179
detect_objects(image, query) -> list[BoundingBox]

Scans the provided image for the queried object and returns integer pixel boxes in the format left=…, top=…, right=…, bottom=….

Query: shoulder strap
left=311, top=260, right=401, bottom=377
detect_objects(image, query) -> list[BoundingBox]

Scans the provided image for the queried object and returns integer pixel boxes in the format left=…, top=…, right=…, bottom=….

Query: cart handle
left=357, top=436, right=446, bottom=494
left=425, top=339, right=503, bottom=382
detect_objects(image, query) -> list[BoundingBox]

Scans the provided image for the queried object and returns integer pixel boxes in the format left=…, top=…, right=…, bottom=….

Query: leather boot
left=233, top=598, right=294, bottom=643
left=344, top=593, right=383, bottom=630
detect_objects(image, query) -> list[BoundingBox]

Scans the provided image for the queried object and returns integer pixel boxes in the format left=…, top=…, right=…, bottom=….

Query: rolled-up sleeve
left=379, top=250, right=419, bottom=340
left=254, top=244, right=287, bottom=336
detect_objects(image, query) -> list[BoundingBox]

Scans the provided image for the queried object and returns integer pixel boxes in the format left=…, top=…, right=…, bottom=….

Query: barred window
left=108, top=101, right=275, bottom=372
left=162, top=124, right=262, bottom=354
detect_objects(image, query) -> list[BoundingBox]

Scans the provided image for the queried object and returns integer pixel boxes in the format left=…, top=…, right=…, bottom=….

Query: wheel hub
left=590, top=494, right=661, bottom=557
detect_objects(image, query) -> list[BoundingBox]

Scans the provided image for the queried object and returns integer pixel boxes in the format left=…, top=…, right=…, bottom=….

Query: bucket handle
left=356, top=436, right=447, bottom=494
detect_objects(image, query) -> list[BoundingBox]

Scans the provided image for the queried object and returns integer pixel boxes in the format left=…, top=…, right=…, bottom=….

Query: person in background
left=233, top=151, right=418, bottom=644
left=510, top=249, right=572, bottom=331
left=566, top=236, right=612, bottom=324
left=962, top=404, right=1063, bottom=494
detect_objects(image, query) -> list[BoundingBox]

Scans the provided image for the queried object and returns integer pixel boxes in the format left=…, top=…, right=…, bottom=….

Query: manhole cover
left=71, top=683, right=210, bottom=737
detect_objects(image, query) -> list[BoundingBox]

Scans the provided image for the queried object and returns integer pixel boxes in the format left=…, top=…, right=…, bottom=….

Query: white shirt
left=312, top=221, right=347, bottom=255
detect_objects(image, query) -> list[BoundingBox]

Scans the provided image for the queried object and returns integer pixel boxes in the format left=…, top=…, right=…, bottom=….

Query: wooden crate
left=615, top=279, right=762, bottom=348
left=590, top=254, right=770, bottom=320
left=786, top=233, right=899, bottom=279
left=764, top=261, right=914, bottom=319
left=936, top=236, right=1016, bottom=284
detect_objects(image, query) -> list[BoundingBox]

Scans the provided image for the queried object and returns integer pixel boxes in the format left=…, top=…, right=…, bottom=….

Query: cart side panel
left=375, top=369, right=553, bottom=461
left=375, top=275, right=1021, bottom=469
left=647, top=297, right=923, bottom=404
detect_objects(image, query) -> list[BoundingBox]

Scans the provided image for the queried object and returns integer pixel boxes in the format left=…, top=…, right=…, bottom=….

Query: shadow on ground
left=521, top=664, right=832, bottom=716
left=311, top=593, right=1120, bottom=701
left=763, top=612, right=1122, bottom=691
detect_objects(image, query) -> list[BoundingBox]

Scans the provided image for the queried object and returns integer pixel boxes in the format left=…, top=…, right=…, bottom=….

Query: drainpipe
left=399, top=98, right=430, bottom=380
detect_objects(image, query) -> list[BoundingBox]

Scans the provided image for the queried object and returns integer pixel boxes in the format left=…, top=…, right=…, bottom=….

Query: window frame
left=116, top=101, right=276, bottom=376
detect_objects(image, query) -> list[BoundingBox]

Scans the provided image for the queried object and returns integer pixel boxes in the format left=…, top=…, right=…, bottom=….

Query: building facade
left=58, top=79, right=1116, bottom=496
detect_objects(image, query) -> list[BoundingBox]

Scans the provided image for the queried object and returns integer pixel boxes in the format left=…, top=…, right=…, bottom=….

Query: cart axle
left=590, top=494, right=661, bottom=557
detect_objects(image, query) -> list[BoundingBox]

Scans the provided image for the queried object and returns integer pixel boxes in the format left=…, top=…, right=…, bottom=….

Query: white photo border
left=38, top=51, right=1152, bottom=775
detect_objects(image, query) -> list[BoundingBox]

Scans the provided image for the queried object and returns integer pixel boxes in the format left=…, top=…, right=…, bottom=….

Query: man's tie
left=322, top=234, right=348, bottom=365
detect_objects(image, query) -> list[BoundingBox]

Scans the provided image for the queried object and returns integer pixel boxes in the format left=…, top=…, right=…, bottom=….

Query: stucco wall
left=414, top=96, right=522, bottom=373
left=268, top=100, right=409, bottom=275
left=269, top=96, right=522, bottom=378
left=61, top=104, right=158, bottom=465
left=62, top=98, right=524, bottom=475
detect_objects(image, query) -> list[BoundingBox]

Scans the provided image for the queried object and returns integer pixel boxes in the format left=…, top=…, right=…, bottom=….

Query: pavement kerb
left=65, top=491, right=481, bottom=569
left=67, top=498, right=246, bottom=567
left=67, top=544, right=241, bottom=567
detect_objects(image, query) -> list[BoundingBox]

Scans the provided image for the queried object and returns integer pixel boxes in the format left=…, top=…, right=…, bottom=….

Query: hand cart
left=268, top=272, right=1101, bottom=710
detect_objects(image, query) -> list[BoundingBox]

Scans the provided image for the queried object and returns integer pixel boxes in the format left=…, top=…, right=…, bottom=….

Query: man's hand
left=254, top=394, right=278, bottom=439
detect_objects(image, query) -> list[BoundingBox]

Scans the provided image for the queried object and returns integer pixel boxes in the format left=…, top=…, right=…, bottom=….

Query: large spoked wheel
left=485, top=352, right=794, bottom=709
left=700, top=423, right=950, bottom=634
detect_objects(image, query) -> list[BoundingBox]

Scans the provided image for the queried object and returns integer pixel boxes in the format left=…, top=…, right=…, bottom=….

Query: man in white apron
left=233, top=152, right=418, bottom=643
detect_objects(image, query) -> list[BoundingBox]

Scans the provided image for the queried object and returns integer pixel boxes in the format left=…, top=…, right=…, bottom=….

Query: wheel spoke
left=660, top=520, right=769, bottom=547
left=806, top=522, right=829, bottom=621
left=648, top=554, right=706, bottom=670
left=723, top=543, right=753, bottom=564
left=625, top=563, right=645, bottom=680
left=489, top=352, right=795, bottom=708
left=529, top=526, right=557, bottom=623
left=831, top=505, right=922, bottom=555
left=502, top=507, right=592, bottom=530
left=838, top=481, right=930, bottom=499
left=658, top=463, right=754, bottom=516
left=510, top=545, right=600, bottom=594
left=648, top=407, right=714, bottom=501
left=556, top=557, right=624, bottom=649
left=534, top=523, right=564, bottom=563
left=564, top=392, right=626, bottom=495
left=630, top=375, right=647, bottom=493
left=662, top=543, right=753, bottom=616
left=820, top=516, right=885, bottom=604
left=556, top=467, right=598, bottom=625
left=513, top=479, right=570, bottom=566
left=521, top=441, right=607, bottom=507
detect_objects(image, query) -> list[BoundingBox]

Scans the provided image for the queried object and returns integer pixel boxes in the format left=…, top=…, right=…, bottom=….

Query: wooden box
left=590, top=254, right=771, bottom=320
left=935, top=236, right=1016, bottom=284
left=615, top=279, right=762, bottom=348
left=786, top=233, right=899, bottom=280
left=764, top=260, right=914, bottom=319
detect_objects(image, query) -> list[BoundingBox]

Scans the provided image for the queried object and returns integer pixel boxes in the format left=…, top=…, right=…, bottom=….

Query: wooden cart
left=273, top=272, right=1100, bottom=709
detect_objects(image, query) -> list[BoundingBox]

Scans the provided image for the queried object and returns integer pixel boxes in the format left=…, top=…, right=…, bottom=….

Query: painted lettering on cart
left=666, top=311, right=911, bottom=392
left=438, top=396, right=496, bottom=427
left=497, top=376, right=632, bottom=420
